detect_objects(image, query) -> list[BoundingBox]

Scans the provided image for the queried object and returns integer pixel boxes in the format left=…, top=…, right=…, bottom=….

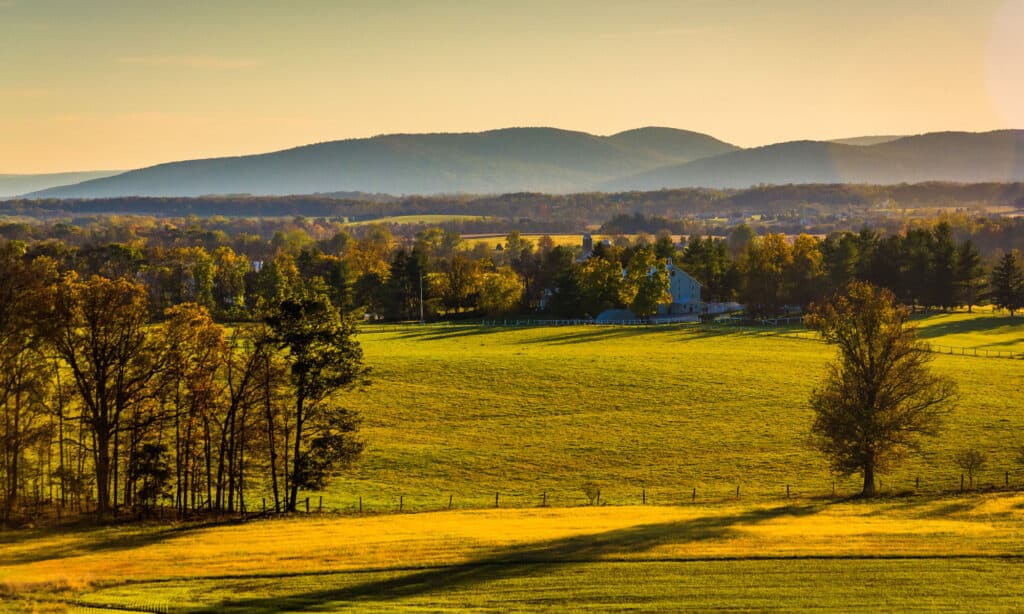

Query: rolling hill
left=607, top=130, right=1024, bottom=190
left=25, top=127, right=737, bottom=198
left=20, top=129, right=1024, bottom=198
left=0, top=170, right=122, bottom=198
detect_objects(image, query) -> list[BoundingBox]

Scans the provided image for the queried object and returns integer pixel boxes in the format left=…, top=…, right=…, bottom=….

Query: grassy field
left=317, top=313, right=1024, bottom=513
left=4, top=493, right=1024, bottom=611
left=914, top=309, right=1024, bottom=354
left=3, top=311, right=1023, bottom=611
left=346, top=214, right=490, bottom=226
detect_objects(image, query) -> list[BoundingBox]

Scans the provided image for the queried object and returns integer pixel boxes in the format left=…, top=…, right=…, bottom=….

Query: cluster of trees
left=0, top=242, right=367, bottom=523
left=1, top=215, right=1022, bottom=327
left=6, top=182, right=1024, bottom=240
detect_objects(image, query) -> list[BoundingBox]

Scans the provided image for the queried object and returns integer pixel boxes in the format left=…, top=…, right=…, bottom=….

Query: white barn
left=658, top=258, right=701, bottom=316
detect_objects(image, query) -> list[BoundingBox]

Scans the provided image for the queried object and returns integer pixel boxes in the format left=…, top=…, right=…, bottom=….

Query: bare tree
left=955, top=449, right=986, bottom=490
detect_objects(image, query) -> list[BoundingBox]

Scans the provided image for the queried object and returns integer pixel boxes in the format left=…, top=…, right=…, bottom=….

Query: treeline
left=5, top=182, right=1024, bottom=227
left=1, top=243, right=367, bottom=523
left=1, top=215, right=1023, bottom=324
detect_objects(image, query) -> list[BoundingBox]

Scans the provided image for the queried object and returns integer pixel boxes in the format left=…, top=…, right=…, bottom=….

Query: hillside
left=23, top=129, right=1024, bottom=198
left=0, top=170, right=121, bottom=198
left=609, top=130, right=1024, bottom=190
left=26, top=127, right=737, bottom=198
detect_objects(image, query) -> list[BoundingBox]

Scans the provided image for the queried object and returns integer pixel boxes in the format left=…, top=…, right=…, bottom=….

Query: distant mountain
left=27, top=127, right=738, bottom=198
left=0, top=171, right=122, bottom=198
left=829, top=135, right=905, bottom=146
left=607, top=130, right=1024, bottom=190
left=23, top=129, right=1024, bottom=198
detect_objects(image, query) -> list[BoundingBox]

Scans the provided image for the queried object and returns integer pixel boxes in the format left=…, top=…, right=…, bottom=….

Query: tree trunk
left=264, top=356, right=280, bottom=512
left=861, top=463, right=876, bottom=497
left=288, top=393, right=304, bottom=512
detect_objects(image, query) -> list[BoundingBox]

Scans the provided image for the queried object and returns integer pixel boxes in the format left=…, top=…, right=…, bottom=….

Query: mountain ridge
left=22, top=128, right=1024, bottom=198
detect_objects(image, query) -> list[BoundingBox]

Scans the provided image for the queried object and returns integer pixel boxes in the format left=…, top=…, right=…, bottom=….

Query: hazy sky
left=2, top=0, right=1022, bottom=173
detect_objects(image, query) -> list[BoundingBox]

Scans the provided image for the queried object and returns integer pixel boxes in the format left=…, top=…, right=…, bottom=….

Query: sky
left=1, top=0, right=1022, bottom=173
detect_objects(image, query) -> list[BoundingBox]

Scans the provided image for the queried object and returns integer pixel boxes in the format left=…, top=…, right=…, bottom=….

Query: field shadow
left=192, top=504, right=819, bottom=613
left=913, top=316, right=1024, bottom=342
left=0, top=517, right=246, bottom=566
left=386, top=325, right=506, bottom=342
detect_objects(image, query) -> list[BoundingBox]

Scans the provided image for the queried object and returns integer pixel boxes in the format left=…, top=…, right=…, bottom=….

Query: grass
left=346, top=214, right=490, bottom=226
left=3, top=494, right=1024, bottom=610
left=3, top=310, right=1023, bottom=611
left=913, top=309, right=1024, bottom=354
left=315, top=313, right=1024, bottom=513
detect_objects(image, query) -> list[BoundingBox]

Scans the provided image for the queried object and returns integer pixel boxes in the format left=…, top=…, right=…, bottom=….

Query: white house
left=658, top=258, right=701, bottom=316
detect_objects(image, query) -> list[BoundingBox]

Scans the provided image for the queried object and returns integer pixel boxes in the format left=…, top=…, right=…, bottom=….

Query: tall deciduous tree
left=52, top=275, right=163, bottom=516
left=805, top=282, right=957, bottom=496
left=266, top=289, right=368, bottom=512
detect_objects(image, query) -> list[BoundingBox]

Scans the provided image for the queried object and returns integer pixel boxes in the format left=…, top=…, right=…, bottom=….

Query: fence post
left=318, top=496, right=323, bottom=512
left=1006, top=471, right=1009, bottom=487
left=735, top=486, right=740, bottom=499
left=305, top=497, right=310, bottom=513
left=916, top=476, right=920, bottom=490
left=960, top=473, right=965, bottom=493
left=495, top=492, right=499, bottom=508
left=542, top=492, right=547, bottom=507
left=359, top=496, right=363, bottom=514
left=832, top=481, right=836, bottom=497
left=786, top=484, right=790, bottom=498
left=642, top=488, right=646, bottom=505
left=400, top=495, right=403, bottom=512
left=448, top=494, right=453, bottom=509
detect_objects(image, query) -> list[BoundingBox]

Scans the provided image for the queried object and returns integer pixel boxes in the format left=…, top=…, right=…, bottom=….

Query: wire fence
left=471, top=318, right=1023, bottom=360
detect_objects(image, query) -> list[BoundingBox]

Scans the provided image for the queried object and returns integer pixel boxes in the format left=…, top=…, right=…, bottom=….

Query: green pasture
left=346, top=214, right=489, bottom=226
left=913, top=309, right=1024, bottom=354
left=310, top=312, right=1024, bottom=513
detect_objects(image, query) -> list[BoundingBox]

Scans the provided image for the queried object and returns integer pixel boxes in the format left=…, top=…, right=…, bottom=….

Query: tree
left=806, top=282, right=957, bottom=497
left=954, top=448, right=986, bottom=490
left=477, top=268, right=523, bottom=317
left=989, top=252, right=1024, bottom=317
left=266, top=289, right=368, bottom=512
left=622, top=248, right=669, bottom=319
left=741, top=233, right=793, bottom=317
left=0, top=245, right=57, bottom=522
left=51, top=275, right=164, bottom=516
left=954, top=239, right=984, bottom=312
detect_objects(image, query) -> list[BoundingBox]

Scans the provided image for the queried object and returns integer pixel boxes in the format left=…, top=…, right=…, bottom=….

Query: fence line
left=471, top=318, right=1022, bottom=360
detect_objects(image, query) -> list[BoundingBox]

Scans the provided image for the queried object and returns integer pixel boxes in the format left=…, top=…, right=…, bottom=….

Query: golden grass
left=4, top=493, right=1023, bottom=595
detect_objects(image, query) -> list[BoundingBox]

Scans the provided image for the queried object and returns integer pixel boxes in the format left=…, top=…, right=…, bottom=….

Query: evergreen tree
left=989, top=252, right=1024, bottom=317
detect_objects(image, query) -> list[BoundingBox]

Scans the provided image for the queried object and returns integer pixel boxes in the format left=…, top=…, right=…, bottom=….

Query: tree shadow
left=914, top=315, right=1024, bottom=342
left=191, top=504, right=819, bottom=613
left=0, top=517, right=250, bottom=566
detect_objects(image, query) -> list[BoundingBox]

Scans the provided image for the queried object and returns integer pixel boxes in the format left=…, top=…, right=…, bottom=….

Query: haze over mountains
left=19, top=128, right=1024, bottom=199
left=0, top=171, right=122, bottom=199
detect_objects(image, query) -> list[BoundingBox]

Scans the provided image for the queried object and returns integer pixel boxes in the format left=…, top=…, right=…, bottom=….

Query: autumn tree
left=52, top=275, right=164, bottom=516
left=0, top=244, right=57, bottom=521
left=806, top=282, right=957, bottom=497
left=266, top=287, right=368, bottom=512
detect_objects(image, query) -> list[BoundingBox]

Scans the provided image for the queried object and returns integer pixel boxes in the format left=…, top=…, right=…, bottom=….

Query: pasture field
left=914, top=309, right=1024, bottom=354
left=2, top=311, right=1023, bottom=611
left=345, top=214, right=490, bottom=226
left=321, top=314, right=1024, bottom=512
left=3, top=494, right=1024, bottom=611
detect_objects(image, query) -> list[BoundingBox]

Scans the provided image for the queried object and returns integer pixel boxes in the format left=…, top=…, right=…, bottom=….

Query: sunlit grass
left=315, top=315, right=1024, bottom=512
left=3, top=311, right=1023, bottom=611
left=3, top=494, right=1024, bottom=611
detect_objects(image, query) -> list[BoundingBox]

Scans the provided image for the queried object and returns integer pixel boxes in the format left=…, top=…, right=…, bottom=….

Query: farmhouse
left=658, top=257, right=701, bottom=316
